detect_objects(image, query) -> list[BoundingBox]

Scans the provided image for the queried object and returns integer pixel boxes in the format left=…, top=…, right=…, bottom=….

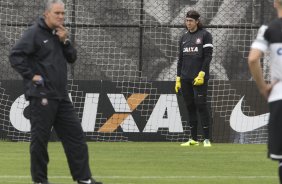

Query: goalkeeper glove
left=193, top=71, right=205, bottom=86
left=175, top=76, right=181, bottom=93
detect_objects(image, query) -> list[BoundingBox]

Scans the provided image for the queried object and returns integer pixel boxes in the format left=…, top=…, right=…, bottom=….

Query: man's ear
left=43, top=10, right=48, bottom=18
left=274, top=0, right=278, bottom=9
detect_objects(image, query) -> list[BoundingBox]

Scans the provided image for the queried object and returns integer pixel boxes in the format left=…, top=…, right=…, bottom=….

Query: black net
left=0, top=0, right=274, bottom=143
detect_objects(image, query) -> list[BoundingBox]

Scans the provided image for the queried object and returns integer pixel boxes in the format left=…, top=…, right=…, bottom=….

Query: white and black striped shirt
left=251, top=18, right=282, bottom=102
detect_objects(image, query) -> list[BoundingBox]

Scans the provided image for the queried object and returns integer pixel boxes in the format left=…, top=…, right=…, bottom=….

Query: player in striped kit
left=248, top=0, right=282, bottom=183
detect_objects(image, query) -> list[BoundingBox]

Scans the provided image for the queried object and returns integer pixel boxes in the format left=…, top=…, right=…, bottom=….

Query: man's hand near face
left=56, top=25, right=68, bottom=42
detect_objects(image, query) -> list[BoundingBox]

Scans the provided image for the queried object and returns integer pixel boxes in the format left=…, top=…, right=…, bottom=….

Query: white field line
left=0, top=175, right=277, bottom=179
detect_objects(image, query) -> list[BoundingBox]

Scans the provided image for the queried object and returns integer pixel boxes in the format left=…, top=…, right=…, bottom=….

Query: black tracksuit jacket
left=9, top=17, right=77, bottom=100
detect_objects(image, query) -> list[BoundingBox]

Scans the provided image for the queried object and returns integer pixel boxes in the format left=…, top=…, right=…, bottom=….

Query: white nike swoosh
left=230, top=96, right=269, bottom=132
left=79, top=180, right=91, bottom=184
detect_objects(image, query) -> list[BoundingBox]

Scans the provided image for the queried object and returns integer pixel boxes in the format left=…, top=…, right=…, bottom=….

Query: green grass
left=0, top=141, right=278, bottom=184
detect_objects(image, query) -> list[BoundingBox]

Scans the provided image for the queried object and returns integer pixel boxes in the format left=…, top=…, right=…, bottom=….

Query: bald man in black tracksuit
left=175, top=10, right=213, bottom=147
left=9, top=1, right=102, bottom=184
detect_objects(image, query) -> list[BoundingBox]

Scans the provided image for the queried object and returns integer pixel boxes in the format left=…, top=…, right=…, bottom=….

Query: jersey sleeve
left=177, top=33, right=185, bottom=77
left=203, top=31, right=213, bottom=49
left=251, top=25, right=269, bottom=52
left=201, top=31, right=213, bottom=73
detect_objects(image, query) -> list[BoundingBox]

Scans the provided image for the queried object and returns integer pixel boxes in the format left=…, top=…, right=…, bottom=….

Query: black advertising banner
left=0, top=80, right=268, bottom=143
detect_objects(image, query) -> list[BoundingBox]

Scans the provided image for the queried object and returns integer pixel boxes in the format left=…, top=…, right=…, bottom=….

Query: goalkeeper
left=175, top=10, right=213, bottom=147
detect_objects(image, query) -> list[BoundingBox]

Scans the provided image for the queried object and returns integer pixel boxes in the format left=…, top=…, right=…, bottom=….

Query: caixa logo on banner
left=9, top=93, right=183, bottom=133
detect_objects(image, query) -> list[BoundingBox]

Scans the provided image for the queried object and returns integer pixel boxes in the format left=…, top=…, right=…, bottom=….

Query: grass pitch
left=0, top=141, right=278, bottom=184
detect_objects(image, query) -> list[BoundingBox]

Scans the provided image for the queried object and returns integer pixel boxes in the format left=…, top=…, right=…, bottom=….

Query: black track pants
left=29, top=98, right=92, bottom=182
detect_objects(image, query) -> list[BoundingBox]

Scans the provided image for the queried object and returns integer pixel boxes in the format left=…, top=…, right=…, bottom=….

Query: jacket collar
left=38, top=16, right=55, bottom=34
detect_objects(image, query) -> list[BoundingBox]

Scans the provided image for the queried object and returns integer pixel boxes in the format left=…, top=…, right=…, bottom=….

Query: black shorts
left=268, top=100, right=282, bottom=160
